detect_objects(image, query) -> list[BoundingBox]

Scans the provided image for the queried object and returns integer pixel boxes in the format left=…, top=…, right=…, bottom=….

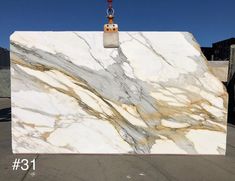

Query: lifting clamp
left=103, top=0, right=119, bottom=48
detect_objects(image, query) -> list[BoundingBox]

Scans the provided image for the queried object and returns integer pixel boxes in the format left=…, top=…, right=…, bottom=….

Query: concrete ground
left=1, top=98, right=235, bottom=181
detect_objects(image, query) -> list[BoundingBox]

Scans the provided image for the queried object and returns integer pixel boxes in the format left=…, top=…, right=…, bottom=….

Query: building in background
left=201, top=38, right=235, bottom=61
left=0, top=48, right=9, bottom=68
left=0, top=47, right=10, bottom=97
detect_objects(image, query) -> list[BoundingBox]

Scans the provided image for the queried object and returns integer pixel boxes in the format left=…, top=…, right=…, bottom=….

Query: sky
left=0, top=0, right=235, bottom=49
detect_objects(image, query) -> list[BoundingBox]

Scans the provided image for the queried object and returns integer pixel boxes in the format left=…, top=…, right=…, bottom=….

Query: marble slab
left=11, top=32, right=228, bottom=154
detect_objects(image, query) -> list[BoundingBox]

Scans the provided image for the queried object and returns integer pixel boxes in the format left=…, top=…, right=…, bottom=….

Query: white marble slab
left=11, top=32, right=228, bottom=154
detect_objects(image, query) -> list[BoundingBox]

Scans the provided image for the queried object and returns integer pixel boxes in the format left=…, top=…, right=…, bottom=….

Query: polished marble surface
left=11, top=32, right=227, bottom=154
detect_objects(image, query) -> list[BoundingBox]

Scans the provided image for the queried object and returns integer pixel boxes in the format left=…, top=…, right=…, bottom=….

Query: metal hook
left=106, top=8, right=115, bottom=17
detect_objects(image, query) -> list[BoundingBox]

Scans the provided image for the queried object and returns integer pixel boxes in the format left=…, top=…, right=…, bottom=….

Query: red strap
left=107, top=0, right=112, bottom=8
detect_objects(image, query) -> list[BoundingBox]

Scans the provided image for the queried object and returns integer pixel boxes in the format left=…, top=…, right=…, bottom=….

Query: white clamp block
left=103, top=24, right=119, bottom=48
